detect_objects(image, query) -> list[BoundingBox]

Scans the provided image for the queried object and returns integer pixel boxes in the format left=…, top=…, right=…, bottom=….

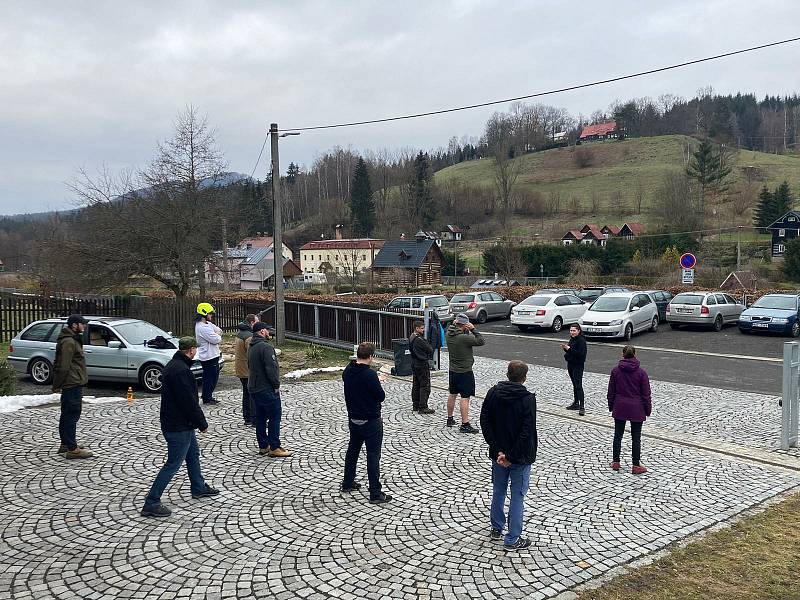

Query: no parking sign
left=679, top=253, right=697, bottom=269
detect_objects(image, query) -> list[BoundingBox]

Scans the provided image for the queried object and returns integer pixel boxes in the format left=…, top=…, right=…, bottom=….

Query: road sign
left=682, top=268, right=695, bottom=284
left=679, top=252, right=697, bottom=269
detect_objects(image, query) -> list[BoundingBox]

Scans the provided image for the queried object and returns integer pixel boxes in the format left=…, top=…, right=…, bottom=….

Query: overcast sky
left=2, top=0, right=799, bottom=215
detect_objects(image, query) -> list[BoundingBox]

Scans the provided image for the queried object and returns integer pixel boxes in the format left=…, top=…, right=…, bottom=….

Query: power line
left=249, top=131, right=270, bottom=179
left=282, top=36, right=800, bottom=132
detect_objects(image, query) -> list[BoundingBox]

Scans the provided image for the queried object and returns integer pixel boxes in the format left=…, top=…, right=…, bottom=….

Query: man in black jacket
left=561, top=324, right=587, bottom=416
left=480, top=360, right=537, bottom=551
left=141, top=337, right=219, bottom=517
left=341, top=342, right=391, bottom=504
left=409, top=320, right=435, bottom=415
left=248, top=322, right=292, bottom=457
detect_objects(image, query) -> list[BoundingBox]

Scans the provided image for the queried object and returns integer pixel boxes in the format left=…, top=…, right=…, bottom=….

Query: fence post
left=378, top=312, right=383, bottom=351
left=355, top=310, right=361, bottom=344
left=314, top=305, right=320, bottom=338
left=335, top=308, right=339, bottom=342
left=781, top=341, right=800, bottom=450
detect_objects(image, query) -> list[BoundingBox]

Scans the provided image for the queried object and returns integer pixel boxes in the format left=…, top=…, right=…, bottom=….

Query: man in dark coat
left=561, top=324, right=587, bottom=416
left=248, top=322, right=291, bottom=457
left=480, top=360, right=537, bottom=551
left=409, top=320, right=435, bottom=414
left=141, top=337, right=219, bottom=517
left=53, top=314, right=92, bottom=459
left=342, top=342, right=391, bottom=504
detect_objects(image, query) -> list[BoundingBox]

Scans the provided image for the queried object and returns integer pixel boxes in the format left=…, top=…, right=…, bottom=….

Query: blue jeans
left=59, top=386, right=83, bottom=450
left=490, top=461, right=531, bottom=545
left=201, top=357, right=220, bottom=402
left=144, top=430, right=206, bottom=508
left=252, top=390, right=281, bottom=450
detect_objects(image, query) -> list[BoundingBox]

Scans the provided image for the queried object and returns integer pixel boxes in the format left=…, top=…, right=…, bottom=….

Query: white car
left=386, top=294, right=452, bottom=322
left=511, top=293, right=588, bottom=332
left=580, top=292, right=659, bottom=340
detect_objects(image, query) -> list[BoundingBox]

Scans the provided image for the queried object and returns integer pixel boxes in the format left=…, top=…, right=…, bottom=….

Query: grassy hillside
left=434, top=135, right=800, bottom=224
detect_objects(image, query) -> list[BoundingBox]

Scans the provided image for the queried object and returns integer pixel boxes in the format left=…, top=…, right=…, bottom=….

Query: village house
left=619, top=222, right=645, bottom=240
left=562, top=223, right=643, bottom=246
left=371, top=232, right=445, bottom=286
left=578, top=121, right=623, bottom=143
left=206, top=237, right=294, bottom=288
left=299, top=239, right=384, bottom=275
left=562, top=230, right=584, bottom=246
left=239, top=249, right=302, bottom=290
left=767, top=210, right=800, bottom=258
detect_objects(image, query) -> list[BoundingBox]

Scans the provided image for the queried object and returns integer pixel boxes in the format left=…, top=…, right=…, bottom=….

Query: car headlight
left=739, top=314, right=750, bottom=321
left=610, top=319, right=622, bottom=326
left=772, top=317, right=788, bottom=324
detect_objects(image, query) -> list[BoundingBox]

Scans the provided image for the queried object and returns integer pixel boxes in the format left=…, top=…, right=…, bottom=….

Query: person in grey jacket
left=248, top=322, right=292, bottom=458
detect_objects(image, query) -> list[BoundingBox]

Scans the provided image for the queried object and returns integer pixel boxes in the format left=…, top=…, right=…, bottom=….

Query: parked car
left=448, top=291, right=515, bottom=324
left=7, top=316, right=219, bottom=392
left=666, top=292, right=744, bottom=331
left=580, top=292, right=659, bottom=340
left=738, top=293, right=800, bottom=337
left=642, top=290, right=674, bottom=322
left=511, top=293, right=587, bottom=332
left=534, top=288, right=579, bottom=296
left=577, top=286, right=630, bottom=303
left=386, top=294, right=452, bottom=322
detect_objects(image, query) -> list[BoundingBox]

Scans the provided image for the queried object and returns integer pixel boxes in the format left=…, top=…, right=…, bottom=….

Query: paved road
left=472, top=319, right=786, bottom=395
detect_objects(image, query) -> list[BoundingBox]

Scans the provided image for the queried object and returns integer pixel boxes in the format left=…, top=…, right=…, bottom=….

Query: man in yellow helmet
left=195, top=302, right=222, bottom=405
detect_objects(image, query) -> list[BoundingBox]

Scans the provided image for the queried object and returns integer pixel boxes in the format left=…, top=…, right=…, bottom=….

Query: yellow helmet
left=197, top=302, right=215, bottom=316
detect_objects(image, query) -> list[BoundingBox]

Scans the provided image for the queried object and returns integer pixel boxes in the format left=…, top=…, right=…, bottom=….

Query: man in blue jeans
left=480, top=360, right=537, bottom=550
left=141, top=337, right=219, bottom=517
left=248, top=322, right=292, bottom=457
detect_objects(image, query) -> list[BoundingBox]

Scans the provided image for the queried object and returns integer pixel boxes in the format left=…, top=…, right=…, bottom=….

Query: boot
left=578, top=404, right=585, bottom=416
left=65, top=447, right=93, bottom=459
left=565, top=402, right=580, bottom=410
left=419, top=407, right=435, bottom=415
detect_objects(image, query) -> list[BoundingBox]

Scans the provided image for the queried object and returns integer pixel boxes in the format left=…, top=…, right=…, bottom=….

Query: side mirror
left=108, top=341, right=123, bottom=349
left=631, top=306, right=640, bottom=312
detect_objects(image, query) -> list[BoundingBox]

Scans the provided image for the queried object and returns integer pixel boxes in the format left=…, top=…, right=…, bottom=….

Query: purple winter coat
left=607, top=357, right=652, bottom=422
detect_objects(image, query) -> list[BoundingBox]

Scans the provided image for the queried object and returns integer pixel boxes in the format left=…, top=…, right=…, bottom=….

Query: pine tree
left=772, top=180, right=794, bottom=221
left=407, top=151, right=436, bottom=227
left=753, top=185, right=774, bottom=228
left=686, top=139, right=732, bottom=228
left=350, top=158, right=375, bottom=237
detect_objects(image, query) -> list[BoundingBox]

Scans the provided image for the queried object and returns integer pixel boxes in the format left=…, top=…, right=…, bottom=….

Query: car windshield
left=589, top=297, right=630, bottom=312
left=673, top=294, right=703, bottom=305
left=451, top=294, right=474, bottom=303
left=114, top=321, right=172, bottom=344
left=426, top=297, right=448, bottom=307
left=752, top=296, right=798, bottom=310
left=520, top=296, right=549, bottom=306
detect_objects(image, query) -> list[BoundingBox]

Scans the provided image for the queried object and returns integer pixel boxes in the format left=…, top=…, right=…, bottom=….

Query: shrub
left=0, top=361, right=16, bottom=396
left=307, top=288, right=324, bottom=296
left=305, top=345, right=325, bottom=361
left=573, top=146, right=594, bottom=168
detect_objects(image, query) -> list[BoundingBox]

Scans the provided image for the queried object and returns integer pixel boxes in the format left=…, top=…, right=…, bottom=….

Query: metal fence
left=781, top=341, right=800, bottom=450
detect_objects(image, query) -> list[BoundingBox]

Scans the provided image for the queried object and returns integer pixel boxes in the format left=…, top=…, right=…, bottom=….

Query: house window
left=778, top=244, right=786, bottom=253
left=362, top=255, right=367, bottom=261
left=779, top=229, right=786, bottom=237
left=563, top=240, right=572, bottom=245
left=789, top=217, right=797, bottom=222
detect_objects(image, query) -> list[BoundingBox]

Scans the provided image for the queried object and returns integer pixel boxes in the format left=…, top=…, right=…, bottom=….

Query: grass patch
left=578, top=492, right=800, bottom=600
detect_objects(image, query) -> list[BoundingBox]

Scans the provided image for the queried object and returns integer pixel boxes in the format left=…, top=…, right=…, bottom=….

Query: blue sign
left=679, top=253, right=697, bottom=269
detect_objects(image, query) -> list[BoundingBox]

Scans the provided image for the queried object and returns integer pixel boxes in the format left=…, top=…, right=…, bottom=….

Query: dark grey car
left=448, top=292, right=515, bottom=324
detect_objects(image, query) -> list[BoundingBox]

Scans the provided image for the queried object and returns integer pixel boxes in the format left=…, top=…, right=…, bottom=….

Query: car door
left=84, top=324, right=129, bottom=380
left=567, top=294, right=587, bottom=322
left=705, top=294, right=718, bottom=322
left=476, top=292, right=495, bottom=317
left=633, top=295, right=651, bottom=330
left=553, top=295, right=571, bottom=323
left=713, top=294, right=731, bottom=322
left=12, top=322, right=59, bottom=374
left=490, top=292, right=509, bottom=317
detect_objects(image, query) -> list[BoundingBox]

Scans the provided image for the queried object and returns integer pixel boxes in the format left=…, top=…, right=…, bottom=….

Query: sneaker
left=578, top=407, right=585, bottom=416
left=140, top=504, right=171, bottom=518
left=503, top=537, right=532, bottom=551
left=459, top=422, right=479, bottom=434
left=191, top=485, right=221, bottom=499
left=446, top=416, right=456, bottom=427
left=611, top=461, right=620, bottom=471
left=419, top=407, right=435, bottom=415
left=65, top=447, right=93, bottom=459
left=258, top=447, right=271, bottom=455
left=203, top=399, right=219, bottom=406
left=369, top=493, right=392, bottom=505
left=490, top=528, right=502, bottom=541
left=632, top=465, right=648, bottom=475
left=341, top=482, right=362, bottom=492
left=58, top=444, right=85, bottom=454
left=565, top=402, right=580, bottom=410
left=268, top=447, right=293, bottom=458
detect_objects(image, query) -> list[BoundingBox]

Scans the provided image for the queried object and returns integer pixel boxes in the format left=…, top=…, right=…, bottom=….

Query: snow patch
left=0, top=394, right=125, bottom=413
left=284, top=366, right=345, bottom=379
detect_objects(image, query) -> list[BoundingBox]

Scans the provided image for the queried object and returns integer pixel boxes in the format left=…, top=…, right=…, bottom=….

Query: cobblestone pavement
left=1, top=370, right=799, bottom=599
left=441, top=354, right=800, bottom=459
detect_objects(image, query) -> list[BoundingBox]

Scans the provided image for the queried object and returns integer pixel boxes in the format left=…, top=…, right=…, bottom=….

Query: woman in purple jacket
left=607, top=345, right=651, bottom=474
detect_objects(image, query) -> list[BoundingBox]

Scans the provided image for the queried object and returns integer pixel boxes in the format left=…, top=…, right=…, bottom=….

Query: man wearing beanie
left=445, top=312, right=484, bottom=434
left=248, top=322, right=292, bottom=457
left=54, top=314, right=92, bottom=459
left=141, top=337, right=219, bottom=517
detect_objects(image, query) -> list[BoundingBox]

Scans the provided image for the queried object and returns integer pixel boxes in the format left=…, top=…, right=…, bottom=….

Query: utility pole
left=270, top=123, right=285, bottom=344
left=221, top=217, right=230, bottom=291
left=453, top=237, right=458, bottom=289
left=736, top=225, right=742, bottom=271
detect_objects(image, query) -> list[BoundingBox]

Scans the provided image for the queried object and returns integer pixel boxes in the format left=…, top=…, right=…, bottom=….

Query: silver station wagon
left=7, top=316, right=215, bottom=392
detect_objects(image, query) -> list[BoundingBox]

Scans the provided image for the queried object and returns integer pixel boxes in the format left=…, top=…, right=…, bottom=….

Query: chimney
left=414, top=230, right=426, bottom=242
left=335, top=225, right=343, bottom=240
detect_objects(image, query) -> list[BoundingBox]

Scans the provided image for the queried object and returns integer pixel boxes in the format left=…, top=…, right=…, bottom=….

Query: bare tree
left=485, top=113, right=523, bottom=228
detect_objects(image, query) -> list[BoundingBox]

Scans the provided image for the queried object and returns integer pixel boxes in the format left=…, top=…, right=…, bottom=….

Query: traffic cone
left=127, top=387, right=134, bottom=403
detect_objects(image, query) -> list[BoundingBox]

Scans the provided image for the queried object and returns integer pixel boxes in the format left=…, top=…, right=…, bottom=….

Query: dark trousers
left=252, top=390, right=282, bottom=450
left=343, top=418, right=383, bottom=499
left=59, top=386, right=83, bottom=450
left=411, top=363, right=431, bottom=409
left=144, top=429, right=206, bottom=508
left=567, top=363, right=585, bottom=407
left=613, top=419, right=643, bottom=466
left=201, top=357, right=220, bottom=402
left=240, top=378, right=255, bottom=422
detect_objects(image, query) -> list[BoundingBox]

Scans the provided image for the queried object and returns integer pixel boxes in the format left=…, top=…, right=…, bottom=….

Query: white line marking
left=479, top=331, right=782, bottom=363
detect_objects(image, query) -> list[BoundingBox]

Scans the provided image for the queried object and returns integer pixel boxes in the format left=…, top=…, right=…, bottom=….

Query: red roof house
left=579, top=121, right=622, bottom=142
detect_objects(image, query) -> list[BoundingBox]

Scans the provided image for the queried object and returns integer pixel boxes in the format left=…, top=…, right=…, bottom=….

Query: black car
left=642, top=290, right=674, bottom=322
left=578, top=286, right=630, bottom=304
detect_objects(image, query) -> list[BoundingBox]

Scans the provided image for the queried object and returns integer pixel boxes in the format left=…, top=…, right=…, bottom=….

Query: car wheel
left=139, top=363, right=164, bottom=393
left=476, top=310, right=487, bottom=324
left=517, top=325, right=530, bottom=332
left=792, top=322, right=800, bottom=338
left=623, top=323, right=633, bottom=341
left=669, top=323, right=681, bottom=330
left=650, top=316, right=659, bottom=332
left=551, top=316, right=563, bottom=333
left=29, top=358, right=53, bottom=385
left=712, top=315, right=723, bottom=332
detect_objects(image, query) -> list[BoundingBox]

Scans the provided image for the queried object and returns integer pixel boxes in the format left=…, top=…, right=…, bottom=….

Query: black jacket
left=409, top=332, right=433, bottom=367
left=160, top=351, right=208, bottom=432
left=248, top=335, right=281, bottom=394
left=480, top=380, right=537, bottom=464
left=342, top=361, right=385, bottom=419
left=563, top=334, right=587, bottom=366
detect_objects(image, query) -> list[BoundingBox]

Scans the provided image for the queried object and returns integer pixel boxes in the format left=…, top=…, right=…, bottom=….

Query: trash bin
left=390, top=338, right=412, bottom=376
